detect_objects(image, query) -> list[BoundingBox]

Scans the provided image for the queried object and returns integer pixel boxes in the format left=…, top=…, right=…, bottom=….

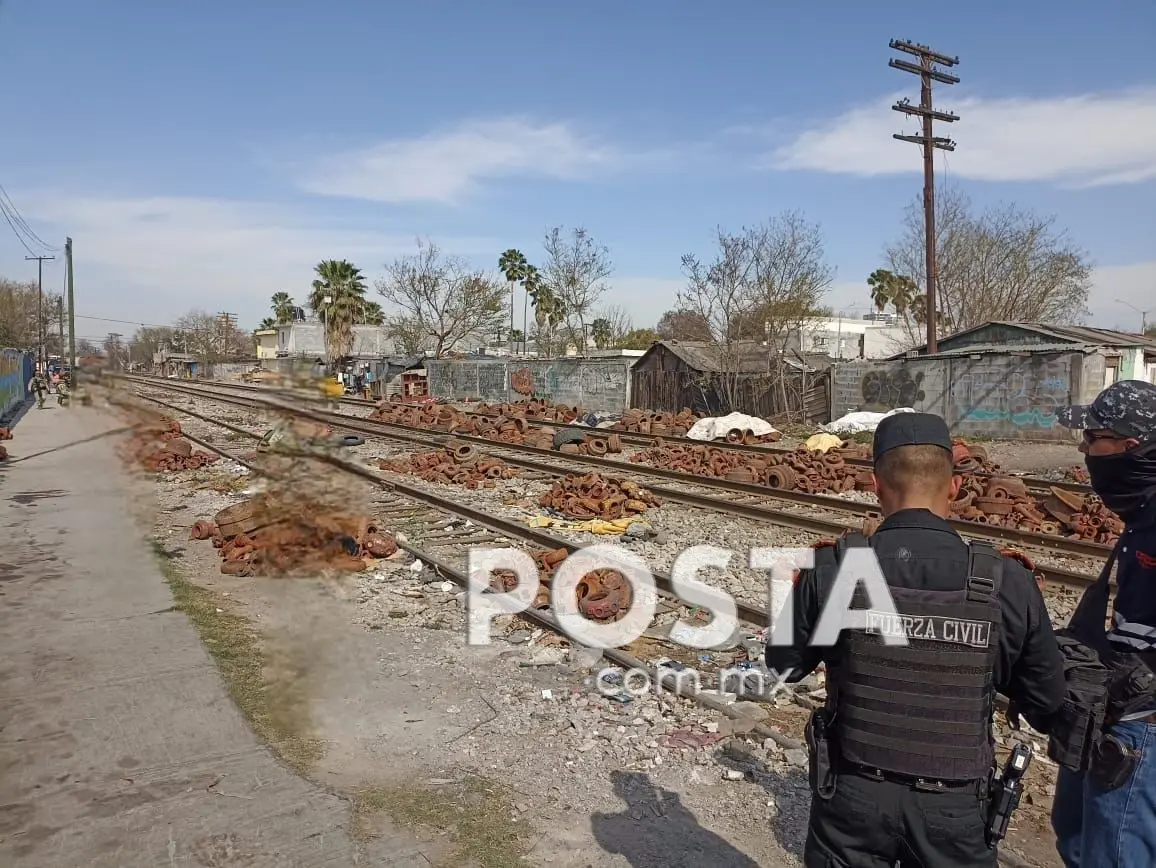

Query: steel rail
left=160, top=374, right=1093, bottom=496
left=122, top=375, right=1113, bottom=563
left=127, top=380, right=1101, bottom=590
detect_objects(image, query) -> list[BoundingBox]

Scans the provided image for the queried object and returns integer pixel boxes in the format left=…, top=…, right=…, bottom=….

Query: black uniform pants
left=804, top=771, right=995, bottom=867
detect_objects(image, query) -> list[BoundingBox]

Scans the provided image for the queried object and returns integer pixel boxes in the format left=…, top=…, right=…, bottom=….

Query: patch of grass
left=351, top=775, right=532, bottom=868
left=845, top=430, right=875, bottom=445
left=151, top=541, right=323, bottom=774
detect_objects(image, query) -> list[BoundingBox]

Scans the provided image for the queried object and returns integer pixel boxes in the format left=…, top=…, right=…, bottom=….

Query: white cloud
left=12, top=193, right=497, bottom=328
left=773, top=88, right=1156, bottom=187
left=299, top=118, right=623, bottom=204
left=1087, top=261, right=1156, bottom=328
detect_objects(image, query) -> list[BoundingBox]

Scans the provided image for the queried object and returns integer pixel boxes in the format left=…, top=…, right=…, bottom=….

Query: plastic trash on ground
left=821, top=407, right=915, bottom=436
left=686, top=412, right=779, bottom=442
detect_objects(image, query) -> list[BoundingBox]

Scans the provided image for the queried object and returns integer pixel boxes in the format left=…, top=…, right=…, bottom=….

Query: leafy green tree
left=616, top=328, right=661, bottom=351
left=309, top=259, right=368, bottom=363
left=258, top=317, right=277, bottom=330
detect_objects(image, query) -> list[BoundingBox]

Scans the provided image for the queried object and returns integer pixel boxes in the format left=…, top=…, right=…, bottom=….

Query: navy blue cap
left=1057, top=380, right=1156, bottom=442
left=872, top=412, right=953, bottom=463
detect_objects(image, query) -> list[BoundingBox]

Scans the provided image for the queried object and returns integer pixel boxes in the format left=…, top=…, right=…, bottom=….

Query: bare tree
left=590, top=303, right=634, bottom=348
left=377, top=239, right=507, bottom=359
left=679, top=213, right=833, bottom=414
left=128, top=326, right=176, bottom=367
left=883, top=187, right=1092, bottom=344
left=656, top=308, right=711, bottom=341
left=0, top=278, right=62, bottom=352
left=174, top=309, right=249, bottom=364
left=541, top=227, right=613, bottom=355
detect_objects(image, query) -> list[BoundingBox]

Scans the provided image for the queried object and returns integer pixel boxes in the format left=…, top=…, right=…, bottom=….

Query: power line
left=889, top=38, right=960, bottom=356
left=0, top=182, right=58, bottom=253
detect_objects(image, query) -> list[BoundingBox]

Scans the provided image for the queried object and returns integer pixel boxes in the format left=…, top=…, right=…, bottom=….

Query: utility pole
left=25, top=254, right=55, bottom=372
left=889, top=39, right=959, bottom=356
left=218, top=312, right=237, bottom=361
left=58, top=297, right=64, bottom=360
left=66, top=238, right=76, bottom=387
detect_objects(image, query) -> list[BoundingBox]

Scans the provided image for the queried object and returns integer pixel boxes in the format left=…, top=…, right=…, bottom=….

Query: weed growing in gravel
left=352, top=775, right=532, bottom=868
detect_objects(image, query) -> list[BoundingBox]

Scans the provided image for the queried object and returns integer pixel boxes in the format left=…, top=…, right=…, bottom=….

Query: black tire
left=552, top=428, right=587, bottom=450
left=338, top=434, right=365, bottom=447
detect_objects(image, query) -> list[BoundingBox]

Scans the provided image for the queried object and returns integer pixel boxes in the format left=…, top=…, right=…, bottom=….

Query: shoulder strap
left=1066, top=540, right=1122, bottom=651
left=965, top=539, right=1003, bottom=605
left=835, top=531, right=871, bottom=561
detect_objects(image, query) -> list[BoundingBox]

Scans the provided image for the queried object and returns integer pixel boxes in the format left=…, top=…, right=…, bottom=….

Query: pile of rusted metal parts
left=191, top=496, right=399, bottom=577
left=951, top=481, right=1122, bottom=545
left=123, top=418, right=221, bottom=472
left=539, top=472, right=661, bottom=520
left=0, top=426, right=11, bottom=461
left=608, top=408, right=700, bottom=437
left=489, top=546, right=632, bottom=622
left=378, top=440, right=520, bottom=489
left=629, top=441, right=873, bottom=494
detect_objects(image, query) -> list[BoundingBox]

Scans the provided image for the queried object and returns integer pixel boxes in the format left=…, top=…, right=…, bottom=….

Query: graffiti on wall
left=860, top=368, right=926, bottom=411
left=948, top=357, right=1070, bottom=429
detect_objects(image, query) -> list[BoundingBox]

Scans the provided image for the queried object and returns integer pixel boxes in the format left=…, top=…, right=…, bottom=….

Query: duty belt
left=841, top=760, right=983, bottom=792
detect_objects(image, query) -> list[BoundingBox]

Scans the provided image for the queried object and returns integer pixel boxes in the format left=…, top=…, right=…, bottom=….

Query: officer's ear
left=949, top=474, right=963, bottom=498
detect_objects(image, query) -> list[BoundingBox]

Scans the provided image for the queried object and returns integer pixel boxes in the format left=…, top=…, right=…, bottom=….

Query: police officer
left=768, top=412, right=1066, bottom=867
left=1051, top=380, right=1156, bottom=867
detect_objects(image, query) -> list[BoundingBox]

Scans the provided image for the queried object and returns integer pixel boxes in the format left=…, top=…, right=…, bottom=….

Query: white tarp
left=821, top=407, right=916, bottom=435
left=686, top=412, right=780, bottom=442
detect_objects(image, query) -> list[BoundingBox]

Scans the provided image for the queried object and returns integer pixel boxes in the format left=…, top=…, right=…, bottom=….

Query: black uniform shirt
left=766, top=508, right=1067, bottom=727
left=1107, top=497, right=1156, bottom=652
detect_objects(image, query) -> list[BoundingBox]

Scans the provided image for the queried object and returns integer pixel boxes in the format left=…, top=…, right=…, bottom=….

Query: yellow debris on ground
left=803, top=432, right=843, bottom=453
left=525, top=515, right=648, bottom=535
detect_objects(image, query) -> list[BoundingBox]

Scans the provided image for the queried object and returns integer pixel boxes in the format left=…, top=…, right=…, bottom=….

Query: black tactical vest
left=827, top=532, right=1004, bottom=782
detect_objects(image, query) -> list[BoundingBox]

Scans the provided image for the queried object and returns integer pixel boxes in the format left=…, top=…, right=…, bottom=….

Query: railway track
left=121, top=374, right=1104, bottom=590
left=156, top=374, right=1095, bottom=497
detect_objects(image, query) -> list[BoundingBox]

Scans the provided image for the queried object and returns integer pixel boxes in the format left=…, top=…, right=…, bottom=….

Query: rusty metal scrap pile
left=631, top=438, right=1119, bottom=544
left=378, top=440, right=520, bottom=489
left=368, top=402, right=624, bottom=454
left=629, top=440, right=873, bottom=494
left=190, top=496, right=399, bottom=577
left=122, top=418, right=221, bottom=472
left=539, top=472, right=661, bottom=520
left=0, top=426, right=11, bottom=461
left=490, top=547, right=632, bottom=622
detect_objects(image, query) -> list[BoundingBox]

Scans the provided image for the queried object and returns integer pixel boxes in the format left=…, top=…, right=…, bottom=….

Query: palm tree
left=309, top=259, right=368, bottom=363
left=499, top=249, right=530, bottom=352
left=359, top=299, right=385, bottom=326
left=867, top=269, right=921, bottom=316
left=590, top=318, right=613, bottom=350
left=271, top=292, right=296, bottom=325
left=258, top=317, right=277, bottom=330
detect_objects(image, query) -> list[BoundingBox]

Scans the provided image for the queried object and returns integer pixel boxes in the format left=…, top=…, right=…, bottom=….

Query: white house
left=790, top=317, right=911, bottom=360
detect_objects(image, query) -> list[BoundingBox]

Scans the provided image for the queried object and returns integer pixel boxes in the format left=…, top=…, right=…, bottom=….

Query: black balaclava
left=1085, top=439, right=1156, bottom=523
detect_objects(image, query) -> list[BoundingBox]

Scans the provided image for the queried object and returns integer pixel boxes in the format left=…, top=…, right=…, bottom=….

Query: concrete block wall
left=425, top=358, right=634, bottom=414
left=831, top=352, right=1087, bottom=441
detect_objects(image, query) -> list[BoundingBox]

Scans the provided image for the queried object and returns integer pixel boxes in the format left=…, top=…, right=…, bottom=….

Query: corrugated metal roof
left=648, top=340, right=788, bottom=373
left=900, top=321, right=1156, bottom=358
left=889, top=342, right=1100, bottom=360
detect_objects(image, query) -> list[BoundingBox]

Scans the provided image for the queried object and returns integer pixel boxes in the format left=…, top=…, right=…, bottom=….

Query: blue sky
left=2, top=0, right=1154, bottom=342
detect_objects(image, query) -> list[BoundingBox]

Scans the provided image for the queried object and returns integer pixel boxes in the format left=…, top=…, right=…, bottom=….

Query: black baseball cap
left=872, top=412, right=953, bottom=464
left=1057, top=380, right=1156, bottom=442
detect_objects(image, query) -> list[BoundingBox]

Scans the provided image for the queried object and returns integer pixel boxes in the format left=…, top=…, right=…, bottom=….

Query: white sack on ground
left=821, top=407, right=916, bottom=435
left=686, top=412, right=780, bottom=442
